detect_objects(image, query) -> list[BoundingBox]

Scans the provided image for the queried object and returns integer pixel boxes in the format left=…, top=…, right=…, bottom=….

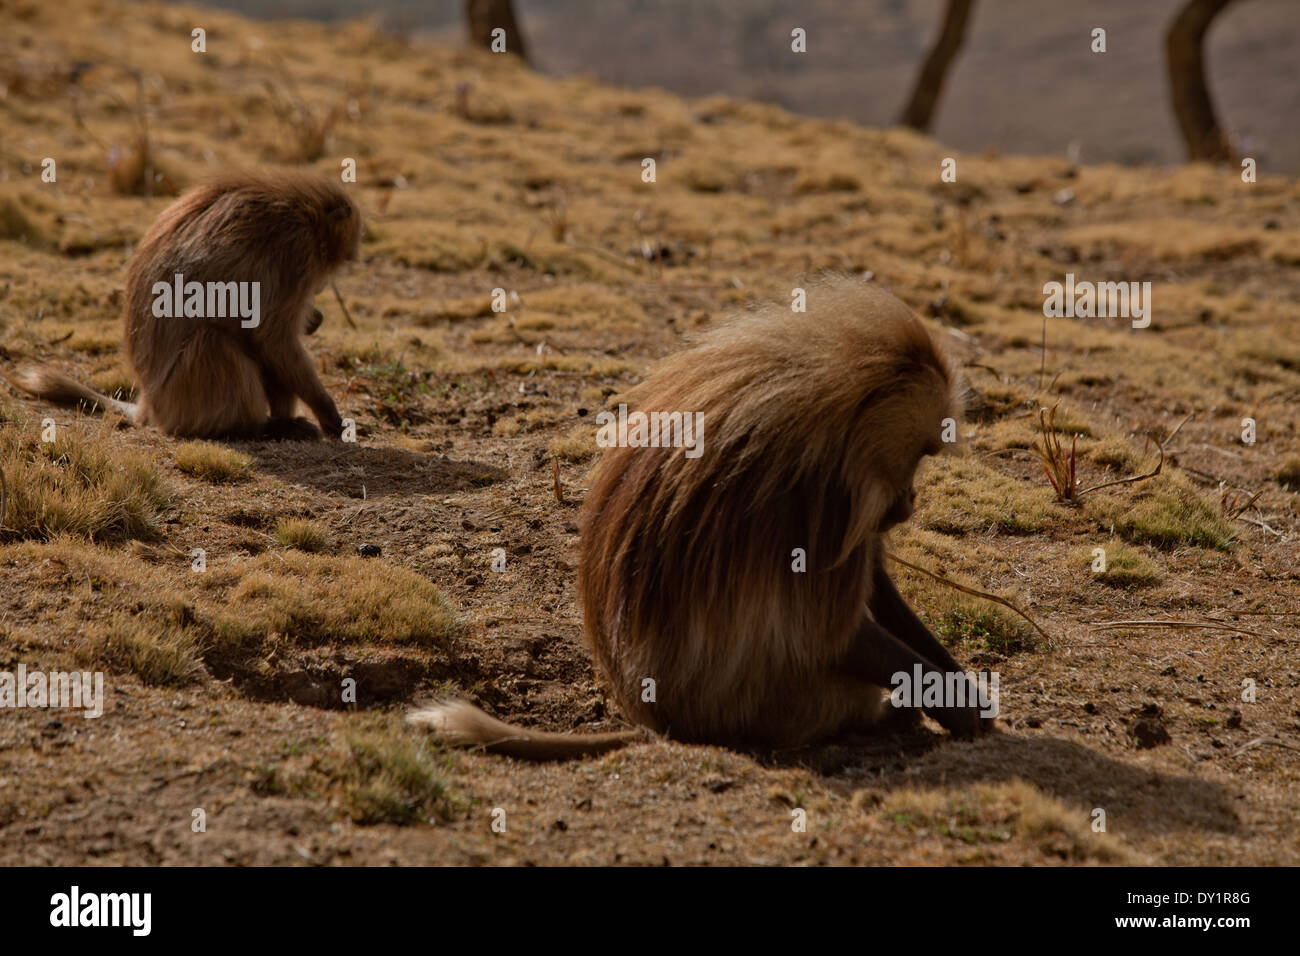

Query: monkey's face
left=874, top=435, right=943, bottom=532
left=879, top=483, right=917, bottom=530
left=849, top=368, right=958, bottom=539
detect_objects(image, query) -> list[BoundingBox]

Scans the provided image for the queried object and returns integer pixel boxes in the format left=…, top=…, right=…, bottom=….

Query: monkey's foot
left=927, top=702, right=988, bottom=739
left=876, top=700, right=925, bottom=734
left=262, top=417, right=322, bottom=441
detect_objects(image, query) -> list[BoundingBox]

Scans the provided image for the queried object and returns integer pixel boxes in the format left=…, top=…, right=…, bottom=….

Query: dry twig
left=330, top=280, right=358, bottom=330
left=885, top=551, right=1052, bottom=643
left=1085, top=619, right=1267, bottom=638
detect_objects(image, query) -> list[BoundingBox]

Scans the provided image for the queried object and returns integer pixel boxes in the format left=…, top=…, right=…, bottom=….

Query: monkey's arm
left=869, top=561, right=962, bottom=674
left=840, top=616, right=986, bottom=737
left=261, top=338, right=343, bottom=439
left=254, top=364, right=319, bottom=440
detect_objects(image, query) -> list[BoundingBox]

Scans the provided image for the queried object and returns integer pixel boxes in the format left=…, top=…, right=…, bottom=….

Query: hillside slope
left=0, top=0, right=1298, bottom=865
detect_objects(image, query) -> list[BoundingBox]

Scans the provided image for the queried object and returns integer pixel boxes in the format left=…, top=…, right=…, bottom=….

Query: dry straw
left=885, top=550, right=1052, bottom=643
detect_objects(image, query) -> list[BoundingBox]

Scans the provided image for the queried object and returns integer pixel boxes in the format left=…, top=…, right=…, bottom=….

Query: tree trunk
left=1166, top=0, right=1238, bottom=162
left=465, top=0, right=529, bottom=64
left=898, top=0, right=976, bottom=132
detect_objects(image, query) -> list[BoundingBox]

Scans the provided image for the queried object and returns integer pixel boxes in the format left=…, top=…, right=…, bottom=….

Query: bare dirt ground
left=0, top=0, right=1297, bottom=865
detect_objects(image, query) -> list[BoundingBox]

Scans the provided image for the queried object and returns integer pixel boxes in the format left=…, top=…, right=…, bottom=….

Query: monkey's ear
left=326, top=202, right=352, bottom=222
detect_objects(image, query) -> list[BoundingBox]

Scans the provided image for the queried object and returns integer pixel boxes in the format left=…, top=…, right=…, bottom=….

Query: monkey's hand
left=305, top=308, right=324, bottom=335
left=843, top=620, right=992, bottom=740
left=925, top=672, right=993, bottom=738
left=316, top=406, right=345, bottom=440
left=263, top=417, right=322, bottom=441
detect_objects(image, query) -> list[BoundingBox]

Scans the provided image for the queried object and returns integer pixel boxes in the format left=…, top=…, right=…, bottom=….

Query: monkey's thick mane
left=138, top=169, right=360, bottom=276
left=579, top=276, right=961, bottom=742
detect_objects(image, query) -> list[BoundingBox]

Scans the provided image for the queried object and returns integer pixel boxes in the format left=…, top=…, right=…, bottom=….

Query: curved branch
left=1165, top=0, right=1238, bottom=162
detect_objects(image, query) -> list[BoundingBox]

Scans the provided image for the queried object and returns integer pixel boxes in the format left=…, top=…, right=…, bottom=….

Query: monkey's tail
left=408, top=698, right=644, bottom=761
left=7, top=366, right=138, bottom=421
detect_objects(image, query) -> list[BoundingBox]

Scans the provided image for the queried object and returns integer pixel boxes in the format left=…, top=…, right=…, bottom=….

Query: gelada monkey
left=11, top=170, right=359, bottom=440
left=412, top=278, right=991, bottom=758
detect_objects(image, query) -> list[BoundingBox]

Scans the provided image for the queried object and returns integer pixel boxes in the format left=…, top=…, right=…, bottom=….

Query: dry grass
left=335, top=719, right=463, bottom=826
left=0, top=426, right=170, bottom=542
left=1080, top=542, right=1164, bottom=589
left=1087, top=435, right=1149, bottom=472
left=1277, top=457, right=1300, bottom=492
left=919, top=458, right=1056, bottom=536
left=273, top=517, right=327, bottom=553
left=547, top=424, right=595, bottom=462
left=899, top=573, right=1035, bottom=656
left=174, top=442, right=253, bottom=483
left=876, top=780, right=1139, bottom=863
left=1087, top=474, right=1234, bottom=552
left=216, top=552, right=461, bottom=647
left=78, top=610, right=207, bottom=686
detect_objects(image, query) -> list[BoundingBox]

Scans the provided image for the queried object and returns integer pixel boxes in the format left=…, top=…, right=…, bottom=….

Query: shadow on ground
left=231, top=440, right=507, bottom=498
left=783, top=728, right=1241, bottom=837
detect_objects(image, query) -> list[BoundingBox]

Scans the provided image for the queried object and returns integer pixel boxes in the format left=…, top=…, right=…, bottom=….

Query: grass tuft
left=1277, top=457, right=1300, bottom=492
left=216, top=552, right=461, bottom=647
left=274, top=517, right=328, bottom=553
left=878, top=779, right=1139, bottom=863
left=1081, top=542, right=1164, bottom=588
left=0, top=427, right=170, bottom=542
left=337, top=722, right=462, bottom=825
left=1088, top=475, right=1233, bottom=552
left=80, top=611, right=208, bottom=686
left=174, top=442, right=253, bottom=483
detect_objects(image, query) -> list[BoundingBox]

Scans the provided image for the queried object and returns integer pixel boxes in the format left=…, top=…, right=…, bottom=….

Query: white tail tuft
left=407, top=697, right=643, bottom=761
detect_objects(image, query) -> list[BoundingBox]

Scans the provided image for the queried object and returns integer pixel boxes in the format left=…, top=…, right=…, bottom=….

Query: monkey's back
left=578, top=277, right=957, bottom=747
left=122, top=170, right=360, bottom=377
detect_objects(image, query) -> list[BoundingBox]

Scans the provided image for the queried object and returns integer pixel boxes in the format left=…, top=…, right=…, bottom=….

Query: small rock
left=1225, top=709, right=1243, bottom=730
left=703, top=776, right=735, bottom=794
left=1132, top=718, right=1171, bottom=749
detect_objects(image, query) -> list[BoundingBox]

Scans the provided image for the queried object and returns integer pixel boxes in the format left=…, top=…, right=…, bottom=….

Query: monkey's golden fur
left=412, top=277, right=985, bottom=758
left=12, top=170, right=359, bottom=439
